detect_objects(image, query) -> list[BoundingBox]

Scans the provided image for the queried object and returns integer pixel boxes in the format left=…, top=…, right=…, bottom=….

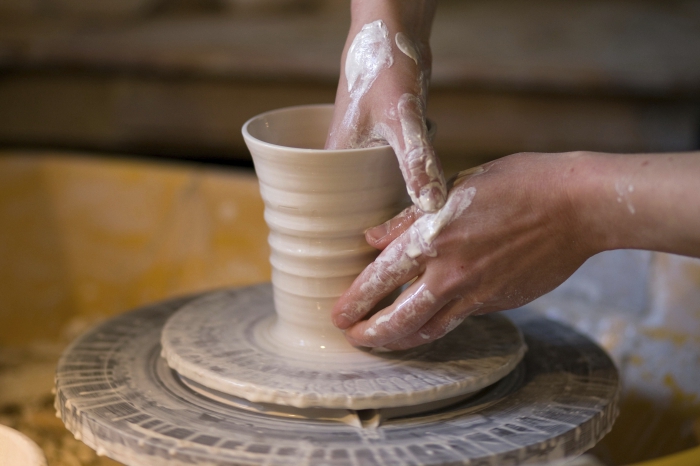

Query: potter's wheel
left=160, top=285, right=526, bottom=410
left=55, top=285, right=620, bottom=466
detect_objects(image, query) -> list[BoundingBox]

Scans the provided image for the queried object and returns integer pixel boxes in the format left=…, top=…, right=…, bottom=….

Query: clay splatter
left=395, top=32, right=419, bottom=65
left=342, top=20, right=393, bottom=147
left=615, top=181, right=636, bottom=214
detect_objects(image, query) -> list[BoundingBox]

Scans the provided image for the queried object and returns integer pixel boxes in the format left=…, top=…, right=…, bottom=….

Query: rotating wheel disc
left=55, top=291, right=619, bottom=466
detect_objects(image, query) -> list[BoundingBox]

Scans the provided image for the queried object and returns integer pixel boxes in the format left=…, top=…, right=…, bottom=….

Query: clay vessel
left=0, top=425, right=47, bottom=466
left=243, top=105, right=409, bottom=352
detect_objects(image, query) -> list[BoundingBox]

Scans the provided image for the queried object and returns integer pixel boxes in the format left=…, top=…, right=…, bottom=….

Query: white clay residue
left=345, top=20, right=393, bottom=93
left=355, top=121, right=395, bottom=149
left=392, top=34, right=446, bottom=213
left=397, top=93, right=447, bottom=212
left=347, top=239, right=420, bottom=322
left=357, top=187, right=477, bottom=340
left=345, top=187, right=476, bottom=325
left=431, top=300, right=483, bottom=341
left=395, top=33, right=450, bottom=213
left=454, top=164, right=490, bottom=186
left=406, top=186, right=477, bottom=258
left=416, top=314, right=468, bottom=344
left=342, top=26, right=446, bottom=213
left=614, top=181, right=635, bottom=214
left=398, top=94, right=428, bottom=173
left=375, top=286, right=435, bottom=327
left=395, top=32, right=419, bottom=65
left=442, top=314, right=466, bottom=335
left=342, top=20, right=393, bottom=145
left=364, top=285, right=436, bottom=339
left=425, top=156, right=440, bottom=179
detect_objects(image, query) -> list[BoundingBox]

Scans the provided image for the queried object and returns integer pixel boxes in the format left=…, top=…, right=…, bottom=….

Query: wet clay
left=341, top=20, right=393, bottom=148
left=158, top=105, right=528, bottom=410
left=243, top=104, right=409, bottom=352
left=160, top=245, right=526, bottom=410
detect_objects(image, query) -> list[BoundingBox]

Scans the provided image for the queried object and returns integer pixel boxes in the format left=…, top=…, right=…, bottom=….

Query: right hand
left=332, top=153, right=597, bottom=350
left=333, top=150, right=700, bottom=350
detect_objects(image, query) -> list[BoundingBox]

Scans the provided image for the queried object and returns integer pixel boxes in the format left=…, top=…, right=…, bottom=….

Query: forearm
left=349, top=0, right=437, bottom=42
left=343, top=0, right=437, bottom=92
left=571, top=151, right=700, bottom=258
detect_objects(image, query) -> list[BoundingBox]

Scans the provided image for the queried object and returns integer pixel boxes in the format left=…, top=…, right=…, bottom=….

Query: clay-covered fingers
left=381, top=298, right=485, bottom=350
left=365, top=205, right=422, bottom=249
left=331, top=237, right=425, bottom=330
left=342, top=281, right=449, bottom=348
left=450, top=164, right=489, bottom=187
left=395, top=94, right=446, bottom=213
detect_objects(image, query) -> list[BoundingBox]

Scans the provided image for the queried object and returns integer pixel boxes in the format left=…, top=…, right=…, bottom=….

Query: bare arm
left=326, top=0, right=446, bottom=212
left=331, top=151, right=700, bottom=350
left=575, top=152, right=700, bottom=257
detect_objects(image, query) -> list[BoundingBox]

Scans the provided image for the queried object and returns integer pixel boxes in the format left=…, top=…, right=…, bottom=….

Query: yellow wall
left=0, top=152, right=270, bottom=344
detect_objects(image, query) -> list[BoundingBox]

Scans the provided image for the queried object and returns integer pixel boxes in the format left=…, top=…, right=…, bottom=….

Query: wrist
left=558, top=151, right=618, bottom=255
left=565, top=151, right=658, bottom=254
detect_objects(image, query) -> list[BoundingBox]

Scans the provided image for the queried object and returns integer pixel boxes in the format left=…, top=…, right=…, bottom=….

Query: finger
left=332, top=237, right=425, bottom=329
left=382, top=297, right=485, bottom=350
left=394, top=93, right=446, bottom=213
left=324, top=77, right=353, bottom=149
left=343, top=281, right=446, bottom=348
left=365, top=204, right=422, bottom=249
left=336, top=183, right=476, bottom=331
left=325, top=119, right=351, bottom=150
left=450, top=163, right=492, bottom=188
left=325, top=100, right=366, bottom=150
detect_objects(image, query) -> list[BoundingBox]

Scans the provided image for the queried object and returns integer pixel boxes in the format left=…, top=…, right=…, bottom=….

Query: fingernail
left=333, top=311, right=352, bottom=329
left=417, top=185, right=446, bottom=212
left=366, top=222, right=390, bottom=243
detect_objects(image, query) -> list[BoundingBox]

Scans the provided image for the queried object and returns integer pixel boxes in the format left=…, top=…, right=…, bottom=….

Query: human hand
left=331, top=152, right=598, bottom=350
left=325, top=0, right=446, bottom=213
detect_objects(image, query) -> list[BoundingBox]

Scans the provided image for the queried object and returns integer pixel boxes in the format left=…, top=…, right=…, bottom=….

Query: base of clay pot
left=160, top=283, right=527, bottom=410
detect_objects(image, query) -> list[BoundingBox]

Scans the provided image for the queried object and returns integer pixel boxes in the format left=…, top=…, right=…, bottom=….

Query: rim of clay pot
left=242, top=103, right=434, bottom=153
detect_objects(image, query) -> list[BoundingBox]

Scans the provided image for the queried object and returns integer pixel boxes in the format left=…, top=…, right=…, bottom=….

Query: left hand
left=325, top=0, right=446, bottom=213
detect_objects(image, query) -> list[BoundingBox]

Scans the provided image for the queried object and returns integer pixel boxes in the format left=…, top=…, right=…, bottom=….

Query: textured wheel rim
left=55, top=291, right=619, bottom=466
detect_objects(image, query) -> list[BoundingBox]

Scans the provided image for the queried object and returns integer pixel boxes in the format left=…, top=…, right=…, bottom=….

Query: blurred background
left=0, top=1, right=699, bottom=465
left=1, top=0, right=698, bottom=171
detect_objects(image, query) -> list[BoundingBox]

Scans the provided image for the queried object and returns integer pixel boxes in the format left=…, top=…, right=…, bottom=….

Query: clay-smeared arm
left=332, top=151, right=700, bottom=350
left=325, top=0, right=446, bottom=213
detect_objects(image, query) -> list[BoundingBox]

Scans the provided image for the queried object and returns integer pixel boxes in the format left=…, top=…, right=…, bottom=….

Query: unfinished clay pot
left=160, top=104, right=525, bottom=410
left=242, top=104, right=409, bottom=351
